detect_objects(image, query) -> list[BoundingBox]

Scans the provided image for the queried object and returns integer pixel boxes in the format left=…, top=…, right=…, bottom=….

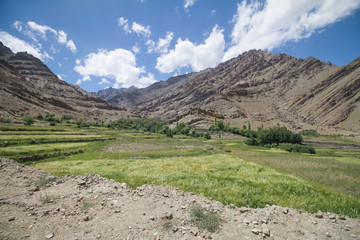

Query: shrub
left=36, top=113, right=43, bottom=120
left=204, top=132, right=211, bottom=139
left=5, top=117, right=12, bottom=123
left=45, top=113, right=55, bottom=121
left=190, top=205, right=220, bottom=233
left=278, top=143, right=316, bottom=154
left=23, top=115, right=35, bottom=125
left=245, top=137, right=260, bottom=146
left=61, top=115, right=73, bottom=122
left=49, top=121, right=56, bottom=126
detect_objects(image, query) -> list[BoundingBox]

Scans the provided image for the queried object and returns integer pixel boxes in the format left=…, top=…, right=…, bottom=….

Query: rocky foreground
left=0, top=158, right=359, bottom=240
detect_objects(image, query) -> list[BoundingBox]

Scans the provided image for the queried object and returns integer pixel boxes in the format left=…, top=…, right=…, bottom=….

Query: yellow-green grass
left=0, top=142, right=89, bottom=157
left=223, top=141, right=360, bottom=198
left=0, top=134, right=107, bottom=140
left=33, top=154, right=360, bottom=218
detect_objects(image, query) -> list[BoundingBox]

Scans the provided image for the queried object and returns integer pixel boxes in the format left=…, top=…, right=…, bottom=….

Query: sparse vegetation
left=190, top=205, right=220, bottom=232
left=35, top=176, right=57, bottom=187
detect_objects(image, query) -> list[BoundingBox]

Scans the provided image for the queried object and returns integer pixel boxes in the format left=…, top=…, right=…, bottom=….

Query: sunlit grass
left=2, top=124, right=359, bottom=218
left=33, top=154, right=360, bottom=218
left=0, top=142, right=89, bottom=157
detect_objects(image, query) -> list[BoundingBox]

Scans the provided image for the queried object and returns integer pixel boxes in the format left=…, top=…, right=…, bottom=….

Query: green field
left=1, top=124, right=359, bottom=218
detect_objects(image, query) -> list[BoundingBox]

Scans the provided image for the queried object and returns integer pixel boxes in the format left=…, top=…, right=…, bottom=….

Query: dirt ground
left=0, top=158, right=359, bottom=240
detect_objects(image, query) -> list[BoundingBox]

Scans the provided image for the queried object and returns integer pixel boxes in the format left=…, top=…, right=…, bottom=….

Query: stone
left=83, top=216, right=90, bottom=221
left=339, top=215, right=346, bottom=220
left=239, top=207, right=250, bottom=213
left=283, top=208, right=289, bottom=214
left=228, top=204, right=236, bottom=209
left=315, top=212, right=323, bottom=219
left=262, top=228, right=270, bottom=237
left=251, top=228, right=260, bottom=235
left=45, top=233, right=54, bottom=239
left=78, top=180, right=86, bottom=186
left=328, top=214, right=336, bottom=220
left=8, top=216, right=15, bottom=221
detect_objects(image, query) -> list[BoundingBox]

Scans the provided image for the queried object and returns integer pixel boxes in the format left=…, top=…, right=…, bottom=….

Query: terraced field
left=1, top=124, right=359, bottom=218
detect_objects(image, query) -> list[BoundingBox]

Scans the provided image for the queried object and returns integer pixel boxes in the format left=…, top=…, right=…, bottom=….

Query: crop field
left=1, top=124, right=359, bottom=218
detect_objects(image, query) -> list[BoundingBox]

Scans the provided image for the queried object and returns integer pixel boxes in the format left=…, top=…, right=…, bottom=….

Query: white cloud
left=131, top=22, right=151, bottom=38
left=0, top=31, right=44, bottom=60
left=57, top=74, right=65, bottom=80
left=118, top=17, right=151, bottom=38
left=99, top=78, right=111, bottom=85
left=147, top=32, right=174, bottom=54
left=132, top=45, right=140, bottom=54
left=27, top=21, right=57, bottom=39
left=57, top=30, right=67, bottom=44
left=184, top=0, right=195, bottom=9
left=11, top=20, right=77, bottom=55
left=118, top=17, right=131, bottom=33
left=156, top=25, right=225, bottom=73
left=74, top=48, right=156, bottom=88
left=223, top=0, right=360, bottom=61
left=66, top=39, right=77, bottom=53
left=13, top=21, right=23, bottom=32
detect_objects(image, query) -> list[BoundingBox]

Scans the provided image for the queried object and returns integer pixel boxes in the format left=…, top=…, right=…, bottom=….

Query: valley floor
left=0, top=123, right=360, bottom=239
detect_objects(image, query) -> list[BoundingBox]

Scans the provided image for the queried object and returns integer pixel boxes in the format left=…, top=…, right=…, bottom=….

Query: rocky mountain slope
left=1, top=158, right=359, bottom=240
left=0, top=42, right=135, bottom=122
left=93, top=86, right=138, bottom=101
left=107, top=50, right=359, bottom=133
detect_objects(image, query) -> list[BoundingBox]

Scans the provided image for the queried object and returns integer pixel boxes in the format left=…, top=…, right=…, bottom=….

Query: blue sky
left=1, top=0, right=359, bottom=92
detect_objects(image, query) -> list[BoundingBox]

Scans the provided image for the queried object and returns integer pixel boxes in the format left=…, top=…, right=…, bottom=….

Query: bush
left=5, top=117, right=12, bottom=123
left=23, top=115, right=35, bottom=125
left=190, top=205, right=220, bottom=233
left=36, top=113, right=43, bottom=120
left=61, top=115, right=73, bottom=122
left=278, top=143, right=316, bottom=154
left=245, top=137, right=259, bottom=146
left=49, top=121, right=56, bottom=126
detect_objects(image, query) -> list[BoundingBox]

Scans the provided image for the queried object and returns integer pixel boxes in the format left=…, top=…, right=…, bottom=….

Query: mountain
left=0, top=42, right=135, bottom=122
left=93, top=86, right=138, bottom=101
left=106, top=50, right=359, bottom=133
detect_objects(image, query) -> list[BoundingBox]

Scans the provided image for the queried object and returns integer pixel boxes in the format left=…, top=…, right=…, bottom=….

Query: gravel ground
left=0, top=158, right=359, bottom=240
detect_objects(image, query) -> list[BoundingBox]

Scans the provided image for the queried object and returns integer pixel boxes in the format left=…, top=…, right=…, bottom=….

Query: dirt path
left=0, top=158, right=359, bottom=240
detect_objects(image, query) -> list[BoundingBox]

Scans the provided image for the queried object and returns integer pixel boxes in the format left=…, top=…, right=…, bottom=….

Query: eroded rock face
left=105, top=50, right=359, bottom=132
left=1, top=158, right=359, bottom=240
left=0, top=41, right=136, bottom=122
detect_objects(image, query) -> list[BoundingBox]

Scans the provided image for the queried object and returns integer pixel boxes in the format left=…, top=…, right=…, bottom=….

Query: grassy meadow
left=1, top=123, right=359, bottom=218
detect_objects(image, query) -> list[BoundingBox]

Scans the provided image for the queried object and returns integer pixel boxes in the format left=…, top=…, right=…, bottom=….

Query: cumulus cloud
left=74, top=48, right=156, bottom=88
left=0, top=31, right=44, bottom=60
left=184, top=0, right=195, bottom=9
left=117, top=17, right=151, bottom=38
left=223, top=0, right=360, bottom=61
left=147, top=31, right=174, bottom=54
left=156, top=25, right=225, bottom=73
